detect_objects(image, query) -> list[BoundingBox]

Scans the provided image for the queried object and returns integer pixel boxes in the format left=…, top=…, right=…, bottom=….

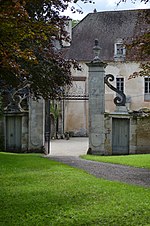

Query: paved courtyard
left=46, top=137, right=88, bottom=156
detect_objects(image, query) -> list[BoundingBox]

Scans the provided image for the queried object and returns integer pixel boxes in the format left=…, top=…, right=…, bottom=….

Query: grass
left=0, top=152, right=150, bottom=226
left=81, top=154, right=150, bottom=169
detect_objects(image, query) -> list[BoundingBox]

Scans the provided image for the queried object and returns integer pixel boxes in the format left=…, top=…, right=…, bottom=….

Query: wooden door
left=6, top=116, right=21, bottom=151
left=112, top=118, right=129, bottom=155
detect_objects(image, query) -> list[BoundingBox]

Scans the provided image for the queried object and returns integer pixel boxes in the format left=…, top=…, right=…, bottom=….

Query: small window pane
left=144, top=77, right=150, bottom=101
left=116, top=78, right=124, bottom=92
left=117, top=44, right=123, bottom=55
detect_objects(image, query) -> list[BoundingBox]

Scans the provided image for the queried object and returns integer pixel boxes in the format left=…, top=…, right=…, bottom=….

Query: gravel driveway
left=46, top=138, right=150, bottom=188
left=47, top=156, right=150, bottom=188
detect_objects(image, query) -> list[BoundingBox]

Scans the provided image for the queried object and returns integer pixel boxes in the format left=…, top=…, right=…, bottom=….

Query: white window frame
left=114, top=38, right=126, bottom=61
left=116, top=77, right=124, bottom=93
left=144, top=77, right=150, bottom=101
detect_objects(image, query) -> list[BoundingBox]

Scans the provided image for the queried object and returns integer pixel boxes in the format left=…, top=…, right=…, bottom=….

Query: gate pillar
left=28, top=97, right=45, bottom=152
left=86, top=40, right=107, bottom=155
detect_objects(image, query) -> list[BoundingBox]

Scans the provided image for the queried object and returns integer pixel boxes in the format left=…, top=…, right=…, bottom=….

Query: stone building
left=61, top=9, right=150, bottom=154
left=62, top=9, right=150, bottom=132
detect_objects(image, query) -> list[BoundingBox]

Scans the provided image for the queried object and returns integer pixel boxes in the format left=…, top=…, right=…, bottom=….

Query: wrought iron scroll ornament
left=3, top=81, right=29, bottom=112
left=104, top=74, right=126, bottom=106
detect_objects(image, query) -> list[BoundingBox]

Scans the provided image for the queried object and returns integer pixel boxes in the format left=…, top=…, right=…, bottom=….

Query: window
left=114, top=38, right=126, bottom=61
left=144, top=77, right=150, bottom=101
left=116, top=78, right=124, bottom=93
left=116, top=44, right=124, bottom=55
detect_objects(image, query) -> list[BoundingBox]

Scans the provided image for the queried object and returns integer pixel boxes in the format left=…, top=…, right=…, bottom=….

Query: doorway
left=112, top=118, right=129, bottom=155
left=6, top=116, right=22, bottom=151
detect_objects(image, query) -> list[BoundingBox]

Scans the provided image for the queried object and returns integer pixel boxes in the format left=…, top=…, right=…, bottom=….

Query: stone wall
left=1, top=97, right=45, bottom=153
left=103, top=113, right=150, bottom=155
left=136, top=117, right=150, bottom=153
left=129, top=117, right=137, bottom=154
left=21, top=113, right=28, bottom=151
left=28, top=98, right=45, bottom=152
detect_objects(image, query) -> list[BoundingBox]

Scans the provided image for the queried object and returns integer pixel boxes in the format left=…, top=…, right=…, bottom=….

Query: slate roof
left=63, top=9, right=150, bottom=62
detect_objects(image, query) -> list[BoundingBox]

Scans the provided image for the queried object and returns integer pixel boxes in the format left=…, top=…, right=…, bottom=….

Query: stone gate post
left=28, top=97, right=45, bottom=152
left=87, top=40, right=107, bottom=155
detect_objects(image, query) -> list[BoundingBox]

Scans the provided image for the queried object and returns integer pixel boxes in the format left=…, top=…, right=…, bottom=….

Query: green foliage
left=0, top=153, right=150, bottom=226
left=128, top=62, right=150, bottom=79
left=82, top=154, right=150, bottom=169
left=139, top=62, right=150, bottom=77
left=0, top=0, right=84, bottom=99
left=125, top=9, right=150, bottom=66
left=50, top=101, right=61, bottom=122
left=72, top=19, right=80, bottom=27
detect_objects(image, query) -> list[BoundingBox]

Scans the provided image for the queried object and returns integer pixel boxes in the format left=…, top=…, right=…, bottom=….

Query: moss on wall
left=136, top=117, right=150, bottom=153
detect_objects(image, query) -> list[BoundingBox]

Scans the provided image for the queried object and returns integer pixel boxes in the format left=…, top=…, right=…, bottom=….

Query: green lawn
left=81, top=154, right=150, bottom=169
left=0, top=152, right=150, bottom=226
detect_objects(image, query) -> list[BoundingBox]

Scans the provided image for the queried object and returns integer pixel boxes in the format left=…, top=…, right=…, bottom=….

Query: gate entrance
left=6, top=116, right=22, bottom=151
left=112, top=118, right=129, bottom=155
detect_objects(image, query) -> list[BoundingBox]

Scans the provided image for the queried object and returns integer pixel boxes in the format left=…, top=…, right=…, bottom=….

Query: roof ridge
left=88, top=8, right=149, bottom=15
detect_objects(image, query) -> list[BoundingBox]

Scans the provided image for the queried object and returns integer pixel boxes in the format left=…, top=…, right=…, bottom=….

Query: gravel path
left=47, top=156, right=150, bottom=188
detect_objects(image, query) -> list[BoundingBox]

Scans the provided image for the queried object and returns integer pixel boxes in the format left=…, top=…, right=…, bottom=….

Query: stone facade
left=64, top=62, right=150, bottom=136
left=103, top=113, right=150, bottom=155
left=1, top=97, right=45, bottom=152
left=62, top=9, right=150, bottom=142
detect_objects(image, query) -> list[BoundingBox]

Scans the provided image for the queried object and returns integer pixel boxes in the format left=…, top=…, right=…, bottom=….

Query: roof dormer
left=114, top=38, right=126, bottom=61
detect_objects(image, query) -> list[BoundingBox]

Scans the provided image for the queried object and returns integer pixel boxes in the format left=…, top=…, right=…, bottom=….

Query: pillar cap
left=86, top=61, right=107, bottom=68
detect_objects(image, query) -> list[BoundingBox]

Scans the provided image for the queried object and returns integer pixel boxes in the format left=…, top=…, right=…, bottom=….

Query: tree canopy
left=0, top=0, right=149, bottom=101
left=0, top=0, right=91, bottom=99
